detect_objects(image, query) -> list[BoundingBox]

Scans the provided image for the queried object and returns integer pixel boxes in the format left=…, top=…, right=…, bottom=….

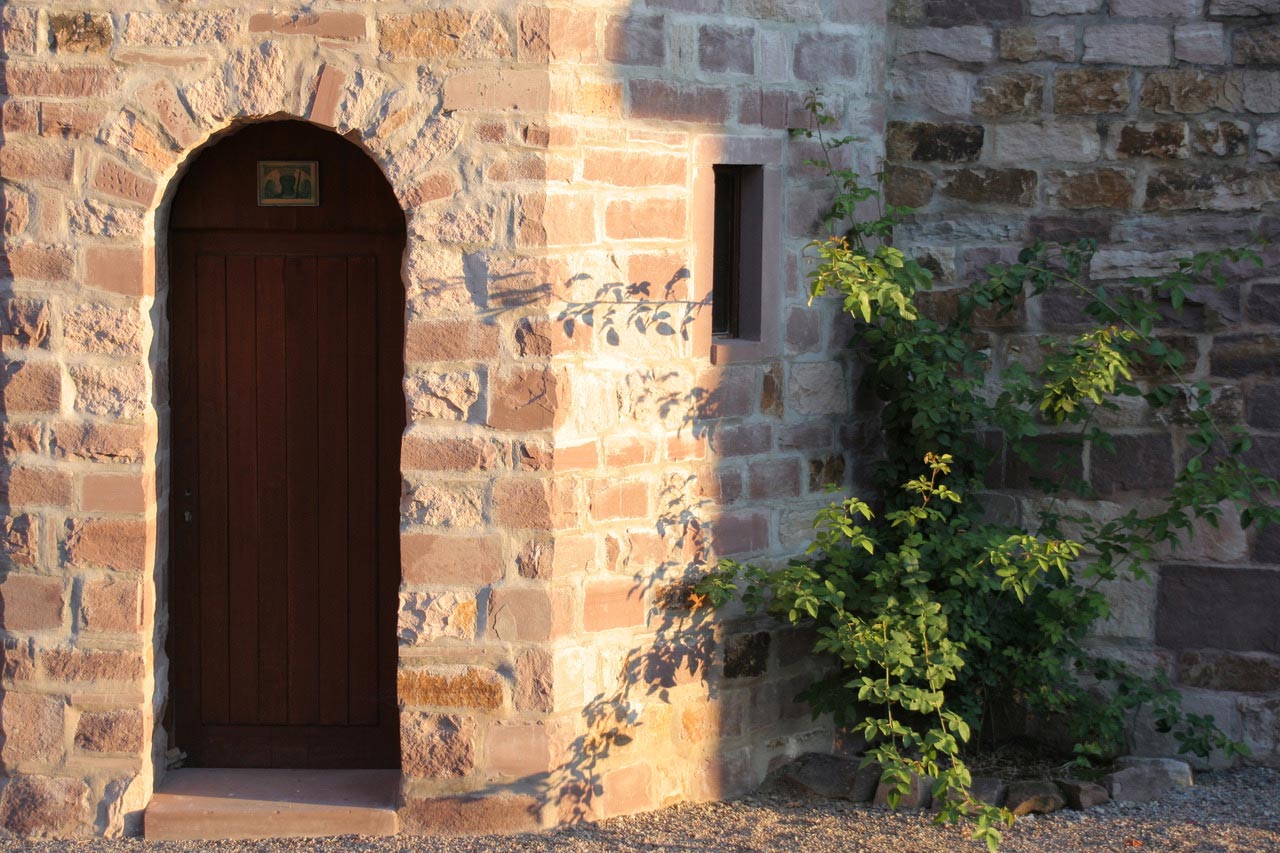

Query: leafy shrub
left=694, top=94, right=1274, bottom=850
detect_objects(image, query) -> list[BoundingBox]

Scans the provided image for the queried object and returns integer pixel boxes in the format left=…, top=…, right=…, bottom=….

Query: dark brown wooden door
left=168, top=122, right=404, bottom=768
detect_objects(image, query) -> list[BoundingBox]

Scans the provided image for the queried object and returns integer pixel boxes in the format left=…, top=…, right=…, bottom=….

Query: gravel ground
left=8, top=767, right=1279, bottom=853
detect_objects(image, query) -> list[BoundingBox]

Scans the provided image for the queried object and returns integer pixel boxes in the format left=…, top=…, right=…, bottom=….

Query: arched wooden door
left=168, top=121, right=404, bottom=768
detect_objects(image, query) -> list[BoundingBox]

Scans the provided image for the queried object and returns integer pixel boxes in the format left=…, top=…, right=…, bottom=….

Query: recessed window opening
left=711, top=164, right=764, bottom=341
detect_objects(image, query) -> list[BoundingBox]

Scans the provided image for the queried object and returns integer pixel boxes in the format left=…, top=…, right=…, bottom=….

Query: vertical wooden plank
left=255, top=255, right=290, bottom=725
left=169, top=236, right=204, bottom=752
left=345, top=253, right=379, bottom=727
left=316, top=256, right=350, bottom=726
left=286, top=255, right=321, bottom=726
left=225, top=254, right=260, bottom=724
left=196, top=253, right=230, bottom=726
left=375, top=235, right=406, bottom=756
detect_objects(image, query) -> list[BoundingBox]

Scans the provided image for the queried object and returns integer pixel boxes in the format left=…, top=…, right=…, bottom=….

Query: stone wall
left=887, top=0, right=1280, bottom=765
left=0, top=0, right=887, bottom=838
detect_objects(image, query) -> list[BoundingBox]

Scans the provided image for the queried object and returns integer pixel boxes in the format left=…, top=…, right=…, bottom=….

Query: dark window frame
left=710, top=164, right=764, bottom=343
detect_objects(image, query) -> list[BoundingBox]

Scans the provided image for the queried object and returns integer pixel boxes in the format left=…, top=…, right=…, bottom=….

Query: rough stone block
left=1084, top=24, right=1172, bottom=65
left=1157, top=564, right=1280, bottom=654
left=1055, top=69, right=1131, bottom=114
left=886, top=121, right=984, bottom=162
left=1175, top=23, right=1227, bottom=64
left=398, top=667, right=502, bottom=710
left=401, top=713, right=475, bottom=778
left=49, top=12, right=113, bottom=53
left=699, top=24, right=755, bottom=73
left=0, top=692, right=64, bottom=765
left=896, top=26, right=995, bottom=63
left=1001, top=25, right=1076, bottom=61
left=974, top=72, right=1043, bottom=117
left=1049, top=168, right=1134, bottom=209
left=1103, top=764, right=1172, bottom=802
left=989, top=122, right=1101, bottom=163
left=941, top=168, right=1037, bottom=206
left=64, top=519, right=150, bottom=573
left=0, top=776, right=89, bottom=837
left=401, top=534, right=501, bottom=585
left=1092, top=433, right=1175, bottom=496
left=724, top=631, right=770, bottom=678
left=1113, top=122, right=1189, bottom=159
left=74, top=707, right=142, bottom=753
left=399, top=792, right=541, bottom=835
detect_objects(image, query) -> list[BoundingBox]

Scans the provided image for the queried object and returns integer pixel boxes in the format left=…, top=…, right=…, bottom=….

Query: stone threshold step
left=144, top=768, right=400, bottom=840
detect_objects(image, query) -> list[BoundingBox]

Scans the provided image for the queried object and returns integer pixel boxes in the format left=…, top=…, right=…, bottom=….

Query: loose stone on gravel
left=1059, top=779, right=1110, bottom=810
left=1103, top=764, right=1175, bottom=803
left=1005, top=780, right=1066, bottom=816
left=1113, top=756, right=1195, bottom=787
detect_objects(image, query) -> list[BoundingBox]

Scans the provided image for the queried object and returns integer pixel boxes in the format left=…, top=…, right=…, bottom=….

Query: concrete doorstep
left=144, top=769, right=400, bottom=840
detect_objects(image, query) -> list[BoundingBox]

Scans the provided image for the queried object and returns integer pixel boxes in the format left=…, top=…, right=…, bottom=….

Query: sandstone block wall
left=887, top=0, right=1280, bottom=765
left=0, top=0, right=887, bottom=837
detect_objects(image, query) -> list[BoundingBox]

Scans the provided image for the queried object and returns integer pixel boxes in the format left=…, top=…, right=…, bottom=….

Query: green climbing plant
left=694, top=92, right=1271, bottom=850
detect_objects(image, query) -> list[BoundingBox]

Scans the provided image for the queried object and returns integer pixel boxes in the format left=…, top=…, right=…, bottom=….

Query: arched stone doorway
left=166, top=121, right=405, bottom=769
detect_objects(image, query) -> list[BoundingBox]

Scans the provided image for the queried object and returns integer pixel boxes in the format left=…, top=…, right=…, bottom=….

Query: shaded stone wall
left=887, top=0, right=1280, bottom=765
left=0, top=0, right=887, bottom=838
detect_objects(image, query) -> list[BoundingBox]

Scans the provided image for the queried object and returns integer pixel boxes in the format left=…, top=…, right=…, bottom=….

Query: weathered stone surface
left=1145, top=167, right=1269, bottom=212
left=40, top=648, right=144, bottom=682
left=0, top=776, right=89, bottom=836
left=989, top=122, right=1101, bottom=163
left=1059, top=779, right=1109, bottom=809
left=1031, top=0, right=1102, bottom=12
left=401, top=713, right=475, bottom=778
left=1001, top=25, right=1076, bottom=62
left=407, top=371, right=480, bottom=422
left=0, top=574, right=64, bottom=631
left=79, top=577, right=142, bottom=634
left=1179, top=649, right=1280, bottom=693
left=1114, top=122, right=1189, bottom=159
left=399, top=666, right=501, bottom=710
left=1103, top=764, right=1173, bottom=802
left=1157, top=564, right=1280, bottom=654
left=1, top=692, right=64, bottom=766
left=793, top=33, right=859, bottom=81
left=1114, top=756, right=1194, bottom=787
left=1210, top=0, right=1280, bottom=12
left=74, top=707, right=142, bottom=753
left=380, top=10, right=510, bottom=59
left=923, top=0, right=1022, bottom=23
left=885, top=166, right=935, bottom=208
left=1141, top=70, right=1239, bottom=115
left=890, top=68, right=975, bottom=116
left=896, top=26, right=995, bottom=63
left=1175, top=23, right=1226, bottom=65
left=1050, top=168, right=1134, bottom=209
left=941, top=168, right=1037, bottom=206
left=1193, top=120, right=1248, bottom=156
left=65, top=519, right=149, bottom=573
left=886, top=122, right=984, bottom=163
left=604, top=14, right=665, bottom=66
left=1083, top=25, right=1172, bottom=65
left=699, top=24, right=755, bottom=73
left=49, top=12, right=112, bottom=53
left=398, top=592, right=478, bottom=644
left=975, top=73, right=1044, bottom=117
left=399, top=793, right=541, bottom=835
left=1006, top=781, right=1066, bottom=815
left=1213, top=333, right=1280, bottom=377
left=788, top=362, right=846, bottom=415
left=1092, top=434, right=1174, bottom=496
left=1234, top=26, right=1280, bottom=64
left=724, top=631, right=770, bottom=678
left=1056, top=69, right=1130, bottom=114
